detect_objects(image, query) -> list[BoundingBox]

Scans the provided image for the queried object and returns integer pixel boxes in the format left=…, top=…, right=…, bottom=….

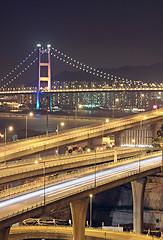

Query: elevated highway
left=0, top=147, right=147, bottom=185
left=8, top=226, right=159, bottom=240
left=0, top=150, right=162, bottom=230
left=0, top=108, right=162, bottom=163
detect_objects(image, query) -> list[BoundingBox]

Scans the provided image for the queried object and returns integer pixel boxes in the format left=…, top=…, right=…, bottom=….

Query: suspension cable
left=0, top=48, right=37, bottom=84
left=51, top=46, right=129, bottom=83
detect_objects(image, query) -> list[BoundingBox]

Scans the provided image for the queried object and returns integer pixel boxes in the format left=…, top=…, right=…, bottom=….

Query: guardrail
left=0, top=150, right=161, bottom=199
left=0, top=153, right=162, bottom=222
left=0, top=110, right=162, bottom=161
left=1, top=146, right=144, bottom=167
left=0, top=147, right=151, bottom=178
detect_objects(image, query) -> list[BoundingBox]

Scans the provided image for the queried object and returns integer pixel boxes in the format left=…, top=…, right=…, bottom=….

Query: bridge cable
left=0, top=49, right=38, bottom=88
left=51, top=46, right=132, bottom=84
left=0, top=49, right=45, bottom=89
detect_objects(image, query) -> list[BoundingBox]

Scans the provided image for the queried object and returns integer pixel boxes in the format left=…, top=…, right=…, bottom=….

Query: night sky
left=1, top=0, right=163, bottom=84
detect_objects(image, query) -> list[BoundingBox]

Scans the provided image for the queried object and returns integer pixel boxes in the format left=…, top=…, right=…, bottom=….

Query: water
left=0, top=113, right=100, bottom=141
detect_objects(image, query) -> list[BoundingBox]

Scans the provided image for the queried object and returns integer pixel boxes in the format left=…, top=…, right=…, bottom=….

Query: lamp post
left=43, top=161, right=45, bottom=205
left=113, top=98, right=119, bottom=118
left=56, top=122, right=65, bottom=154
left=46, top=96, right=50, bottom=136
left=102, top=119, right=109, bottom=146
left=5, top=126, right=13, bottom=145
left=75, top=104, right=82, bottom=128
left=105, top=118, right=109, bottom=124
left=89, top=194, right=93, bottom=227
left=35, top=159, right=45, bottom=205
left=26, top=112, right=33, bottom=139
left=4, top=126, right=13, bottom=164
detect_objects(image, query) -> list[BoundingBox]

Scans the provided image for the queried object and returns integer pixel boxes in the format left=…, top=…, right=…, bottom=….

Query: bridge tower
left=36, top=44, right=52, bottom=110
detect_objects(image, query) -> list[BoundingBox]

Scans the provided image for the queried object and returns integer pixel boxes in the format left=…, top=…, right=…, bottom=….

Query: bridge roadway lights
left=0, top=226, right=10, bottom=240
left=131, top=178, right=147, bottom=234
left=70, top=197, right=89, bottom=240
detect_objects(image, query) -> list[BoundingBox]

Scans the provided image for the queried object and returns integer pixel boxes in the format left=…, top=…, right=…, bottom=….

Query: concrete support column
left=70, top=197, right=89, bottom=240
left=0, top=227, right=10, bottom=240
left=131, top=178, right=147, bottom=234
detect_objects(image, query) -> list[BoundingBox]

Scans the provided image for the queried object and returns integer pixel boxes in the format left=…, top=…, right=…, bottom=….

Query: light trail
left=0, top=155, right=161, bottom=220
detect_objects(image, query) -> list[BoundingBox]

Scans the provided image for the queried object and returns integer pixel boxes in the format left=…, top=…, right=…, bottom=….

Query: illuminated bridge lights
left=0, top=87, right=162, bottom=94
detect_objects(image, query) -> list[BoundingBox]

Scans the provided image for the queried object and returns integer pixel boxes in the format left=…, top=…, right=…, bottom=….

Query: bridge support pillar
left=131, top=178, right=147, bottom=234
left=0, top=227, right=10, bottom=240
left=70, top=197, right=89, bottom=240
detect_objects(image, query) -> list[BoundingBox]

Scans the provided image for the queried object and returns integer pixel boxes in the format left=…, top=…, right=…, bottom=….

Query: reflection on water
left=0, top=113, right=101, bottom=141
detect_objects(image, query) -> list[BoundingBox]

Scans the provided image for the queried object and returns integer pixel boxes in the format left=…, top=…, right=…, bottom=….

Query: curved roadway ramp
left=9, top=226, right=159, bottom=240
left=0, top=108, right=162, bottom=163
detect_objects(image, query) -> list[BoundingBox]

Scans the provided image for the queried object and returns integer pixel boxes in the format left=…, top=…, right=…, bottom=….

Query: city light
left=105, top=119, right=109, bottom=123
left=8, top=126, right=13, bottom=131
left=61, top=122, right=65, bottom=126
left=153, top=104, right=157, bottom=110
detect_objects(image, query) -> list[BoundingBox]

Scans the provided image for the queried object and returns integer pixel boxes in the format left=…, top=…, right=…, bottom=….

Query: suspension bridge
left=0, top=44, right=162, bottom=110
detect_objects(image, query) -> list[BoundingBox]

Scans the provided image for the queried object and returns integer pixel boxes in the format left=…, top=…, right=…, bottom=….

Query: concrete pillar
left=0, top=227, right=10, bottom=240
left=131, top=178, right=147, bottom=234
left=70, top=197, right=89, bottom=240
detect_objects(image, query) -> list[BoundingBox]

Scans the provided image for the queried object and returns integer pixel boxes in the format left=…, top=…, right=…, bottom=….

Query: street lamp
left=101, top=119, right=109, bottom=145
left=4, top=126, right=13, bottom=164
left=105, top=118, right=109, bottom=123
left=26, top=112, right=33, bottom=139
left=113, top=98, right=119, bottom=118
left=56, top=122, right=65, bottom=154
left=34, top=159, right=45, bottom=205
left=5, top=126, right=13, bottom=145
left=46, top=96, right=50, bottom=136
left=56, top=122, right=65, bottom=133
left=89, top=194, right=93, bottom=227
left=75, top=104, right=82, bottom=128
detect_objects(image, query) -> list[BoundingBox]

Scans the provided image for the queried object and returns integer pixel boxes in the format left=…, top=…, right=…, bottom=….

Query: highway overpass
left=0, top=108, right=162, bottom=163
left=0, top=147, right=147, bottom=186
left=8, top=226, right=160, bottom=240
left=0, top=150, right=162, bottom=239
